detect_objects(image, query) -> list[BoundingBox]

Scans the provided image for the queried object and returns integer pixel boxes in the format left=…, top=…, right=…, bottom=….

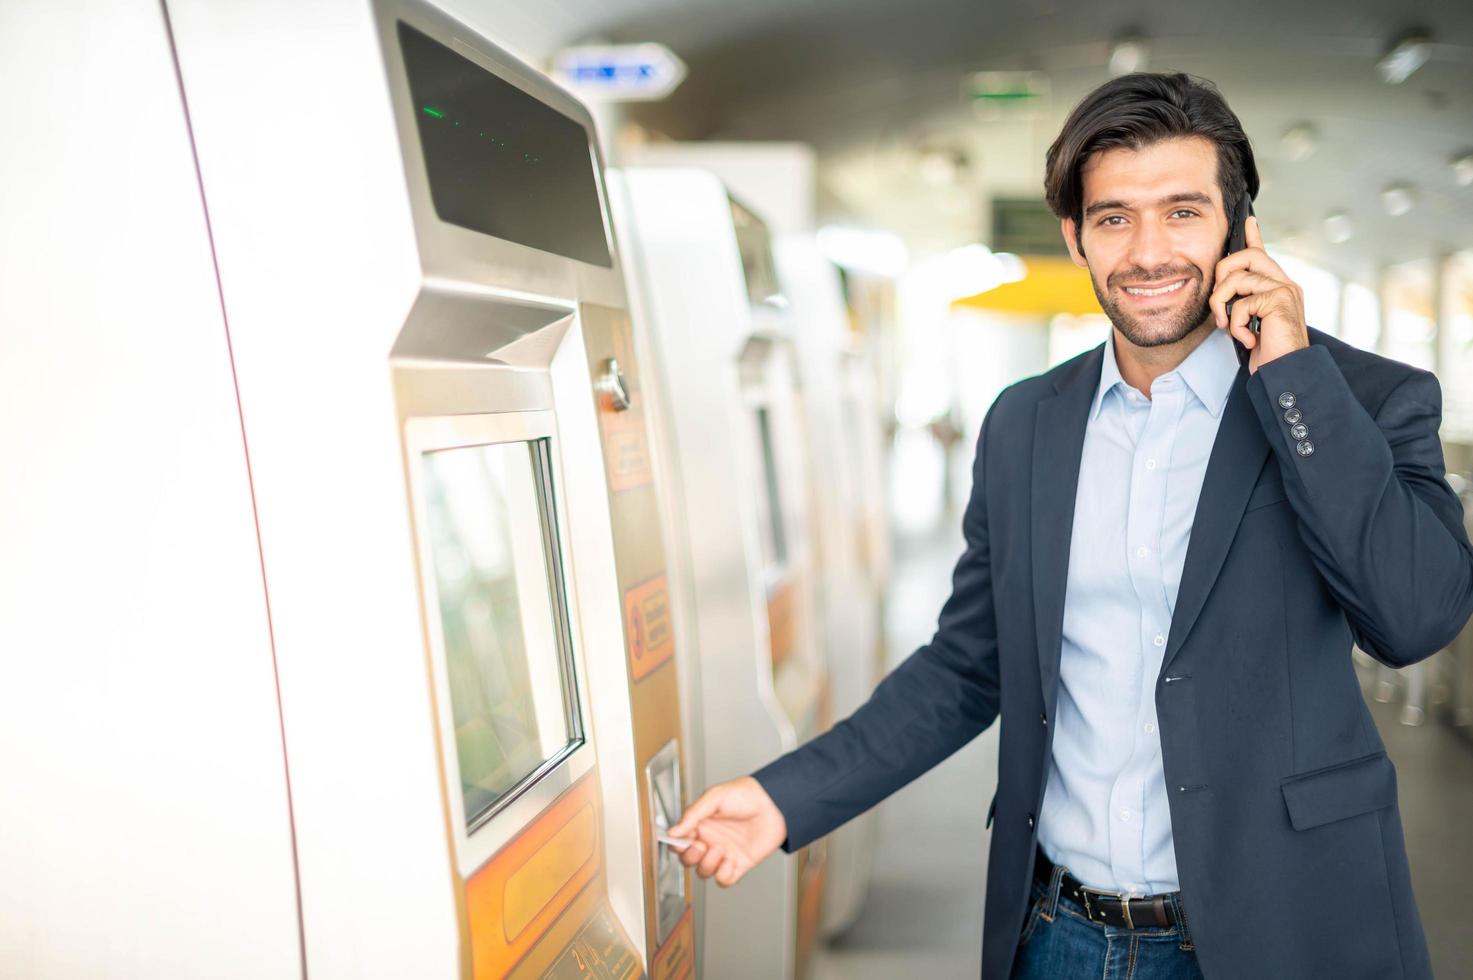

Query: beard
left=1090, top=264, right=1213, bottom=349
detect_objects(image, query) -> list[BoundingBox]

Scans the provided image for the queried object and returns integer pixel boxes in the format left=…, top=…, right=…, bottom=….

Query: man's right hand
left=668, top=776, right=787, bottom=888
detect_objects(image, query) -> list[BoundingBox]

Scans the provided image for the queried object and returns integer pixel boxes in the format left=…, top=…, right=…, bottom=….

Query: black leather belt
left=1034, top=847, right=1177, bottom=929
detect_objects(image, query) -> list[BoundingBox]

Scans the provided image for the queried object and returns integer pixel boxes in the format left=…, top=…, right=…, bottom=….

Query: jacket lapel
left=1031, top=347, right=1101, bottom=711
left=1160, top=368, right=1270, bottom=676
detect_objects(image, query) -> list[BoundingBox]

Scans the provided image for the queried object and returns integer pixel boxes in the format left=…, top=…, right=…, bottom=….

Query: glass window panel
left=753, top=406, right=789, bottom=568
left=1341, top=281, right=1380, bottom=352
left=1275, top=255, right=1341, bottom=337
left=421, top=439, right=580, bottom=829
left=1384, top=260, right=1436, bottom=371
left=1440, top=253, right=1473, bottom=441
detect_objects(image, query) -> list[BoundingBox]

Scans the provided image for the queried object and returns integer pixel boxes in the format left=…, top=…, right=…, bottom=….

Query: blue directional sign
left=552, top=44, right=687, bottom=102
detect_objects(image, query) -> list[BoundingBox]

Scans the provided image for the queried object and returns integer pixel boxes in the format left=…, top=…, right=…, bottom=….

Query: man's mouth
left=1122, top=278, right=1188, bottom=298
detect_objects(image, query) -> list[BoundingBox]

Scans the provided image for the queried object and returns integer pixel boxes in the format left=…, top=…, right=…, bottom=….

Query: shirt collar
left=1090, top=326, right=1239, bottom=421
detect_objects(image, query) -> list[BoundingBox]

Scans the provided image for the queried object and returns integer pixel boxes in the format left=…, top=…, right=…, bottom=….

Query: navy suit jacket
left=755, top=328, right=1473, bottom=979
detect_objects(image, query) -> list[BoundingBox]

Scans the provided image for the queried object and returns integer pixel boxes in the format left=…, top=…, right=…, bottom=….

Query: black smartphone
left=1225, top=191, right=1261, bottom=367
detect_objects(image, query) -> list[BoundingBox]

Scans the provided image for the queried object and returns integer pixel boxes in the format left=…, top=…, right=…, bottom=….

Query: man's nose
left=1126, top=220, right=1174, bottom=272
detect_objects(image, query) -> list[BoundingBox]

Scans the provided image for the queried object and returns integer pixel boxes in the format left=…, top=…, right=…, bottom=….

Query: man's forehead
left=1080, top=136, right=1221, bottom=206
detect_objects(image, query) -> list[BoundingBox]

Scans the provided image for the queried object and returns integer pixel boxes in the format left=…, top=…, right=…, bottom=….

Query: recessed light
left=1109, top=38, right=1149, bottom=77
left=1280, top=123, right=1318, bottom=162
left=1378, top=32, right=1432, bottom=84
left=1381, top=184, right=1416, bottom=217
left=1453, top=152, right=1473, bottom=187
left=1324, top=212, right=1354, bottom=244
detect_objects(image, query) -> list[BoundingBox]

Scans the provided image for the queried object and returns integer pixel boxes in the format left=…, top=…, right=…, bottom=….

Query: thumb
left=670, top=784, right=727, bottom=838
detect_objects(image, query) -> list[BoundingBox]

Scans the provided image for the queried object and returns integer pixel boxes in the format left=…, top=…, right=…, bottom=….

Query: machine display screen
left=420, top=438, right=583, bottom=829
left=398, top=22, right=613, bottom=268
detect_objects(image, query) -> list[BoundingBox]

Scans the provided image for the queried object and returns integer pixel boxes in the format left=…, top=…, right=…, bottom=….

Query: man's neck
left=1112, top=321, right=1216, bottom=399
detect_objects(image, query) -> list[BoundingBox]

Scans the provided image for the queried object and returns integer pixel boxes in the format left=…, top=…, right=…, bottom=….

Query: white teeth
left=1124, top=279, right=1186, bottom=297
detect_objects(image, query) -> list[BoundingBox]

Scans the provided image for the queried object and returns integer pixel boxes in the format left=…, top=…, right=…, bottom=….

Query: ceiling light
left=1381, top=184, right=1416, bottom=217
left=1378, top=32, right=1432, bottom=84
left=1324, top=212, right=1354, bottom=244
left=968, top=71, right=1049, bottom=104
left=918, top=149, right=963, bottom=186
left=1109, top=38, right=1149, bottom=77
left=1280, top=123, right=1318, bottom=163
left=1453, top=152, right=1473, bottom=187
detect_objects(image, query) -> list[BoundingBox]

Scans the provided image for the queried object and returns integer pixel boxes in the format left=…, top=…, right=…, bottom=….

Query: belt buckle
left=1079, top=885, right=1132, bottom=928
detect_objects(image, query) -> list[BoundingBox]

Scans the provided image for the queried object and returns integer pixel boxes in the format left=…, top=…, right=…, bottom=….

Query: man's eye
left=1100, top=215, right=1125, bottom=226
left=1171, top=209, right=1199, bottom=219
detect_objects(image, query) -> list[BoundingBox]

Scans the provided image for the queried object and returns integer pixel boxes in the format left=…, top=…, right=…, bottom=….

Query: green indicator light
left=421, top=106, right=445, bottom=118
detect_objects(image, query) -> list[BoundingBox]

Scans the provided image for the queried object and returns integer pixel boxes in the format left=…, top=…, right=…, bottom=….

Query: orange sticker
left=624, top=574, right=675, bottom=681
left=651, top=908, right=694, bottom=980
left=598, top=398, right=655, bottom=492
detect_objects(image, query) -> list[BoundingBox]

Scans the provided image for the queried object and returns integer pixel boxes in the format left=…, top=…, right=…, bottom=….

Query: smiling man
left=671, top=73, right=1472, bottom=979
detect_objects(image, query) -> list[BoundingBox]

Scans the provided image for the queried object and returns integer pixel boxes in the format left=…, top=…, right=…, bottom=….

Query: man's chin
left=1108, top=304, right=1212, bottom=349
left=1117, top=323, right=1196, bottom=349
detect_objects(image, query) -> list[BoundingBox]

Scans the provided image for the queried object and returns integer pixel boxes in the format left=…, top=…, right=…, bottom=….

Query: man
left=670, top=72, right=1473, bottom=978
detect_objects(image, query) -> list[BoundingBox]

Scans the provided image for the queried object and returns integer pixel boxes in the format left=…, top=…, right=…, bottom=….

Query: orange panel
left=465, top=775, right=602, bottom=979
left=650, top=909, right=695, bottom=980
left=623, top=574, right=675, bottom=681
left=503, top=804, right=598, bottom=941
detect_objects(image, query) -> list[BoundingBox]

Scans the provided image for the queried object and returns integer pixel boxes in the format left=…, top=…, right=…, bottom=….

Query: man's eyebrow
left=1083, top=191, right=1215, bottom=218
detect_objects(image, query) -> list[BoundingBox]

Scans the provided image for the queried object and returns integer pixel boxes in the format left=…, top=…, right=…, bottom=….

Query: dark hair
left=1045, top=72, right=1259, bottom=247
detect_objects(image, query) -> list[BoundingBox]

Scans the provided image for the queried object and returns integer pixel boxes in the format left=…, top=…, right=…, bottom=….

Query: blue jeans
left=1009, top=861, right=1205, bottom=980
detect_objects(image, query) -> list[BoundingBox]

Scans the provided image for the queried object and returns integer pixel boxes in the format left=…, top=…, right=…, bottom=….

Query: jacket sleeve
left=1248, top=344, right=1473, bottom=667
left=752, top=403, right=1004, bottom=851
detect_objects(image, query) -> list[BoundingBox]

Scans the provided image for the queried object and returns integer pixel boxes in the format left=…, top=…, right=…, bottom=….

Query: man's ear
left=1062, top=217, right=1088, bottom=268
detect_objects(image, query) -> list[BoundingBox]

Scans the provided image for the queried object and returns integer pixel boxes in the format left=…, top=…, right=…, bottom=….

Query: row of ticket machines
left=1, top=2, right=892, bottom=979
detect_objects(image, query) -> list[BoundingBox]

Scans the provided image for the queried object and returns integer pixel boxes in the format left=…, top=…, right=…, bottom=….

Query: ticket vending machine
left=773, top=237, right=893, bottom=936
left=611, top=169, right=830, bottom=980
left=164, top=2, right=692, bottom=976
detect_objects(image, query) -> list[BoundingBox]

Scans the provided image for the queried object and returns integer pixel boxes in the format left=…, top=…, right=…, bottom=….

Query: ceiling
left=467, top=0, right=1473, bottom=285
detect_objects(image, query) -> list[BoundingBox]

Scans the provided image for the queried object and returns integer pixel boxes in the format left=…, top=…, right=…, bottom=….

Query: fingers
left=1228, top=288, right=1281, bottom=336
left=678, top=839, right=708, bottom=868
left=1246, top=214, right=1264, bottom=249
left=715, top=855, right=743, bottom=888
left=1214, top=242, right=1288, bottom=296
left=669, top=786, right=726, bottom=838
left=1209, top=268, right=1280, bottom=328
left=696, top=842, right=726, bottom=879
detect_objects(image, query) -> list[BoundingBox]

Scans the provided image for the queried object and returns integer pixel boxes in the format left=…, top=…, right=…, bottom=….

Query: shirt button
left=1290, top=422, right=1309, bottom=440
left=1279, top=391, right=1297, bottom=409
left=1144, top=722, right=1156, bottom=734
left=1145, top=458, right=1157, bottom=470
left=1284, top=407, right=1302, bottom=424
left=1136, top=546, right=1148, bottom=558
left=1297, top=439, right=1315, bottom=457
left=1119, top=809, right=1131, bottom=821
left=1153, top=633, right=1166, bottom=647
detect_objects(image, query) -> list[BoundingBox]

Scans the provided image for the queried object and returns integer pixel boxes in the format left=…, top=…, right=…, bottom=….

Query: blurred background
left=6, top=1, right=1472, bottom=977
left=491, top=2, right=1473, bottom=974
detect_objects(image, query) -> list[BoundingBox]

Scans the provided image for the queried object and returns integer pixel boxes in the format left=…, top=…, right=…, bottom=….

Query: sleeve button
left=1284, top=407, right=1302, bottom=424
left=1296, top=439, right=1315, bottom=457
left=1278, top=392, right=1297, bottom=409
left=1290, top=422, right=1308, bottom=440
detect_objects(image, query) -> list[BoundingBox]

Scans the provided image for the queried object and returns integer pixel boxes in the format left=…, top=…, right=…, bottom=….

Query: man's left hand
left=1209, top=215, right=1310, bottom=373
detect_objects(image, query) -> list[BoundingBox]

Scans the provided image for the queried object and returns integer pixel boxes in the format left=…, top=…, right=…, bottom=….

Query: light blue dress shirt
left=1036, top=325, right=1240, bottom=897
